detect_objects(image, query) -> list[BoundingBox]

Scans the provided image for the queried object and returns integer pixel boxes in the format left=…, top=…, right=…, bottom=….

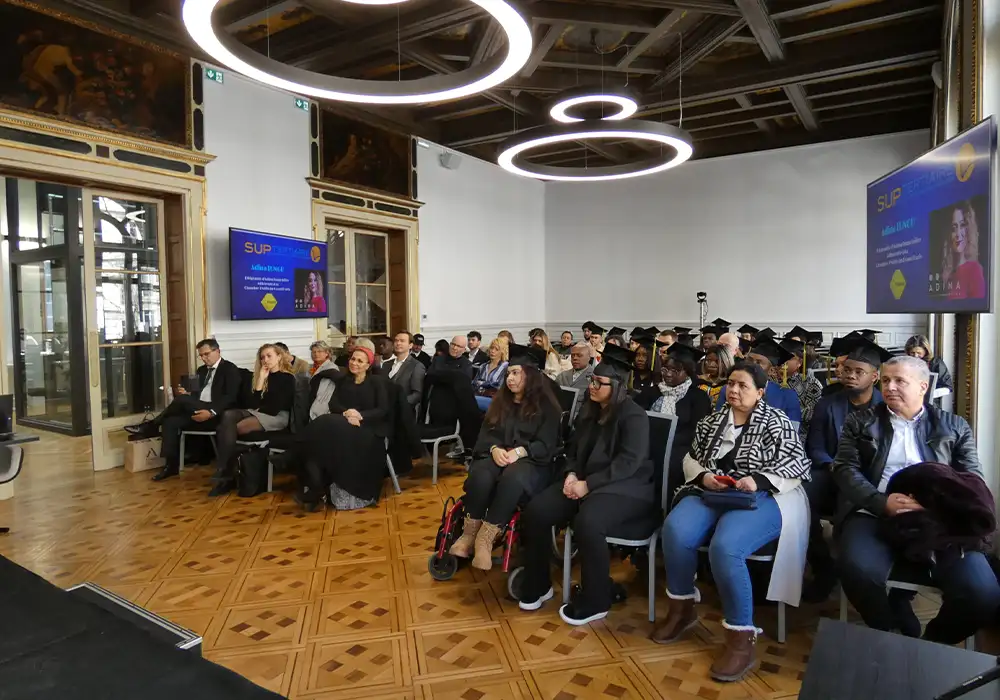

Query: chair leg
left=386, top=455, right=401, bottom=495
left=209, top=436, right=218, bottom=456
left=267, top=461, right=273, bottom=493
left=431, top=441, right=439, bottom=485
left=648, top=532, right=658, bottom=623
left=562, top=529, right=572, bottom=605
left=966, top=635, right=976, bottom=651
left=179, top=433, right=186, bottom=473
left=777, top=601, right=786, bottom=644
left=839, top=587, right=848, bottom=622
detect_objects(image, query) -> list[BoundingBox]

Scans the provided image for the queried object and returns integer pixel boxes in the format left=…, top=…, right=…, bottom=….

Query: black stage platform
left=0, top=554, right=283, bottom=699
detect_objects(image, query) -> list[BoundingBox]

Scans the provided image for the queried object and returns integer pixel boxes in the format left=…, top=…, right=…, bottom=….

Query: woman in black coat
left=517, top=344, right=653, bottom=627
left=295, top=346, right=390, bottom=511
left=449, top=344, right=562, bottom=571
left=636, top=343, right=713, bottom=504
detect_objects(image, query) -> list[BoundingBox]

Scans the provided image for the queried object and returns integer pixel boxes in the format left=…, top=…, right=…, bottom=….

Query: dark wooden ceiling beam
left=539, top=49, right=666, bottom=74
left=734, top=0, right=785, bottom=61
left=651, top=17, right=748, bottom=88
left=596, top=0, right=742, bottom=15
left=807, top=66, right=932, bottom=99
left=521, top=23, right=566, bottom=77
left=734, top=94, right=774, bottom=133
left=529, top=1, right=663, bottom=32
left=224, top=0, right=302, bottom=32
left=469, top=19, right=505, bottom=66
left=781, top=0, right=940, bottom=43
left=783, top=84, right=819, bottom=130
left=617, top=10, right=689, bottom=68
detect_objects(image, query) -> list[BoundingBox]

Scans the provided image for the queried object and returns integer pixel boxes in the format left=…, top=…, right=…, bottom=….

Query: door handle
left=89, top=331, right=100, bottom=388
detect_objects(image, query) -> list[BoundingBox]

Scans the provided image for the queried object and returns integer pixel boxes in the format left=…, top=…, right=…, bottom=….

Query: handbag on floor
left=235, top=445, right=270, bottom=498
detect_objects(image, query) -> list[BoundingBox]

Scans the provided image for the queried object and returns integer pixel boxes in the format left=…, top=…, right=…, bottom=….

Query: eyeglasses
left=840, top=367, right=871, bottom=378
left=589, top=378, right=612, bottom=388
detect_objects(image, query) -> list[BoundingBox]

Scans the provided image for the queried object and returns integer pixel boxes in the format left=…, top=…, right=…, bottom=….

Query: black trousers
left=803, top=467, right=838, bottom=579
left=520, top=481, right=648, bottom=612
left=462, top=459, right=549, bottom=526
left=158, top=396, right=217, bottom=467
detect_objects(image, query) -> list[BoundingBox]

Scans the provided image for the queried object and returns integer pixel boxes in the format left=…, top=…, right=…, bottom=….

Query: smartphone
left=714, top=475, right=737, bottom=487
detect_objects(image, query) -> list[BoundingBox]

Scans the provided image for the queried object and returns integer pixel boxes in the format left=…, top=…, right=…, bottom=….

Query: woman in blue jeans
left=652, top=362, right=811, bottom=683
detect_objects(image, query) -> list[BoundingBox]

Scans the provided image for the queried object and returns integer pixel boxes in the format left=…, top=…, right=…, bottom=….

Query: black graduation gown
left=471, top=401, right=563, bottom=496
left=302, top=373, right=390, bottom=502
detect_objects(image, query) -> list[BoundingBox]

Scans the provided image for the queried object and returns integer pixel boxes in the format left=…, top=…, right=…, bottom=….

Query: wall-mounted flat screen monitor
left=229, top=228, right=328, bottom=321
left=867, top=116, right=995, bottom=314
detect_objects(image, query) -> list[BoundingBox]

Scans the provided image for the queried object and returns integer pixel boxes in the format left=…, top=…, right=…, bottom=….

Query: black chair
left=418, top=387, right=463, bottom=484
left=559, top=411, right=678, bottom=622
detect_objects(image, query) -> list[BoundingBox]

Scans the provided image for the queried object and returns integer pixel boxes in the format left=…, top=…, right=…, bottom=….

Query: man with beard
left=802, top=336, right=887, bottom=602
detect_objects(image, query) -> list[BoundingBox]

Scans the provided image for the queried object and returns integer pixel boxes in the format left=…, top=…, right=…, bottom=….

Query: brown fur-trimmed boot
left=448, top=516, right=481, bottom=559
left=651, top=597, right=698, bottom=644
left=710, top=625, right=758, bottom=682
left=472, top=522, right=502, bottom=570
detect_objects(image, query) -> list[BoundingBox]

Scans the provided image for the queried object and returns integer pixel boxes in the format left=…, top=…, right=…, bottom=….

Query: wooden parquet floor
left=0, top=431, right=951, bottom=699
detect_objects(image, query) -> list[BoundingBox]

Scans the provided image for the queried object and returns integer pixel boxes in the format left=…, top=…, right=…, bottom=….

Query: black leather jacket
left=831, top=403, right=981, bottom=523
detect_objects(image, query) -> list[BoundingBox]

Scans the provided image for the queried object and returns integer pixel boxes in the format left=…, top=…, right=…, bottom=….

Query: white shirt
left=200, top=358, right=222, bottom=403
left=388, top=354, right=407, bottom=379
left=878, top=407, right=925, bottom=492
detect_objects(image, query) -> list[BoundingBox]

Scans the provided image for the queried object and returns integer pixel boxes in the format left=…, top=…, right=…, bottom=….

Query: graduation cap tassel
left=781, top=364, right=788, bottom=388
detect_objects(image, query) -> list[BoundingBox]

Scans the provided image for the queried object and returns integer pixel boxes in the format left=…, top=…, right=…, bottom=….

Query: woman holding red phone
left=651, top=362, right=810, bottom=683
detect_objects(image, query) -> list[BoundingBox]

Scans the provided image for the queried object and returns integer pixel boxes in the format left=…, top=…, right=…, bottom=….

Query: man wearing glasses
left=801, top=336, right=887, bottom=603
left=431, top=335, right=475, bottom=380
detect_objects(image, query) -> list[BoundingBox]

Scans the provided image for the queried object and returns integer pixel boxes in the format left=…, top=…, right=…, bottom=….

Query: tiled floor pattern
left=0, top=431, right=951, bottom=699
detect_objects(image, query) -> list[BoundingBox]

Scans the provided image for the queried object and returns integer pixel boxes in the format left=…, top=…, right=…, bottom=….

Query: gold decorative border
left=308, top=178, right=424, bottom=216
left=1, top=0, right=192, bottom=147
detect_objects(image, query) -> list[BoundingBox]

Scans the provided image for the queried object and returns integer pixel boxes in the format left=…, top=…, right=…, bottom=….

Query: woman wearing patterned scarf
left=652, top=362, right=811, bottom=683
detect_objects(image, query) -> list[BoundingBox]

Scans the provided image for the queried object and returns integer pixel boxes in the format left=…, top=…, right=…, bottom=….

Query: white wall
left=544, top=130, right=931, bottom=347
left=416, top=143, right=546, bottom=345
left=203, top=68, right=313, bottom=368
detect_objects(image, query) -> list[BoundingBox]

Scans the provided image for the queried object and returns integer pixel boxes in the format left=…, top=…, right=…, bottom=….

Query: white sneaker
left=519, top=587, right=554, bottom=611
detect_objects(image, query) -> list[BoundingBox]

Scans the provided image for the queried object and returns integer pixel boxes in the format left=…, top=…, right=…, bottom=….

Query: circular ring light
left=182, top=0, right=532, bottom=105
left=497, top=120, right=694, bottom=182
left=549, top=86, right=639, bottom=123
left=339, top=0, right=408, bottom=4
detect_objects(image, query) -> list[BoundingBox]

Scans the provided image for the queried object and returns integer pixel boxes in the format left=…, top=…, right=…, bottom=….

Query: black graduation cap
left=737, top=324, right=759, bottom=336
left=739, top=338, right=753, bottom=355
left=843, top=337, right=892, bottom=368
left=645, top=326, right=661, bottom=335
left=748, top=338, right=793, bottom=367
left=673, top=326, right=693, bottom=335
left=755, top=327, right=776, bottom=342
left=507, top=343, right=546, bottom=370
left=779, top=337, right=806, bottom=359
left=676, top=333, right=699, bottom=347
left=654, top=339, right=670, bottom=349
left=629, top=326, right=645, bottom=339
left=596, top=343, right=635, bottom=378
left=667, top=343, right=704, bottom=366
left=700, top=324, right=725, bottom=337
left=583, top=321, right=596, bottom=332
left=710, top=318, right=731, bottom=332
left=806, top=331, right=824, bottom=347
left=589, top=323, right=607, bottom=336
left=784, top=325, right=810, bottom=341
left=829, top=331, right=862, bottom=357
left=855, top=329, right=881, bottom=342
left=608, top=326, right=627, bottom=338
left=631, top=330, right=655, bottom=345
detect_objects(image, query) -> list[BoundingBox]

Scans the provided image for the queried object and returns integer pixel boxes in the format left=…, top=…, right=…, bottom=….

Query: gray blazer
left=556, top=365, right=594, bottom=413
left=385, top=355, right=426, bottom=406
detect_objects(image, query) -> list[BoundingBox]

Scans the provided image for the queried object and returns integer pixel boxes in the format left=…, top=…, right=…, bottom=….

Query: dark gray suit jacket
left=385, top=355, right=426, bottom=406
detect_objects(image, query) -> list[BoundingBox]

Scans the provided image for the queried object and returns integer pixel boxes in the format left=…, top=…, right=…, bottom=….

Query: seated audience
left=629, top=340, right=657, bottom=395
left=802, top=337, right=886, bottom=602
left=833, top=355, right=1000, bottom=643
left=700, top=344, right=735, bottom=404
left=699, top=323, right=725, bottom=351
left=556, top=342, right=594, bottom=414
left=295, top=345, right=391, bottom=511
left=779, top=338, right=824, bottom=439
left=376, top=336, right=394, bottom=369
left=385, top=331, right=425, bottom=407
left=656, top=330, right=677, bottom=363
left=905, top=334, right=953, bottom=391
left=636, top=343, right=712, bottom=499
left=450, top=345, right=562, bottom=570
left=466, top=331, right=487, bottom=368
left=717, top=332, right=741, bottom=359
left=737, top=325, right=758, bottom=343
left=433, top=335, right=475, bottom=379
left=128, top=338, right=242, bottom=482
left=716, top=339, right=802, bottom=421
left=276, top=341, right=310, bottom=377
left=433, top=339, right=450, bottom=359
left=498, top=330, right=515, bottom=345
left=411, top=333, right=432, bottom=368
left=605, top=335, right=624, bottom=348
left=560, top=331, right=574, bottom=350
left=821, top=334, right=856, bottom=397
left=517, top=345, right=652, bottom=626
left=472, top=338, right=510, bottom=411
left=335, top=336, right=359, bottom=369
left=212, top=343, right=296, bottom=497
left=533, top=331, right=572, bottom=380
left=582, top=322, right=595, bottom=343
left=587, top=324, right=606, bottom=359
left=654, top=362, right=810, bottom=682
left=308, top=341, right=340, bottom=420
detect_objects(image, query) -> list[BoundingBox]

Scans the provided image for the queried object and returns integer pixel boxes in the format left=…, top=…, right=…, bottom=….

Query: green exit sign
left=204, top=67, right=224, bottom=84
left=294, top=98, right=310, bottom=112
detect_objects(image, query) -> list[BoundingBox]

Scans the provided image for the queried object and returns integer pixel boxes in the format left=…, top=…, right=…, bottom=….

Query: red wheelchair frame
left=427, top=496, right=522, bottom=581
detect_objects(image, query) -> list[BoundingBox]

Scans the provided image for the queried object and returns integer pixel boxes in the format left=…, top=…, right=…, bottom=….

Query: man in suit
left=411, top=334, right=432, bottom=369
left=556, top=342, right=595, bottom=415
left=384, top=331, right=425, bottom=407
left=466, top=331, right=488, bottom=369
left=126, top=338, right=243, bottom=482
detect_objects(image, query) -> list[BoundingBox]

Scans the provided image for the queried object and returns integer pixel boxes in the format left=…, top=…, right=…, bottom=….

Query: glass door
left=325, top=226, right=390, bottom=345
left=82, top=189, right=169, bottom=470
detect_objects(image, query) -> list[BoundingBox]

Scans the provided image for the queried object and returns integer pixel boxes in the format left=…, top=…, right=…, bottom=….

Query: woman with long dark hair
left=450, top=344, right=562, bottom=570
left=516, top=344, right=653, bottom=626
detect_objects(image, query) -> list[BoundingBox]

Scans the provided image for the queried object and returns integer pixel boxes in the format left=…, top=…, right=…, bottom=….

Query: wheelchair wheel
left=428, top=553, right=459, bottom=581
left=507, top=566, right=525, bottom=601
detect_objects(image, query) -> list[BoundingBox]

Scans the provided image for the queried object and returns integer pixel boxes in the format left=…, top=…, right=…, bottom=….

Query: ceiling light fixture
left=497, top=120, right=694, bottom=182
left=548, top=87, right=639, bottom=123
left=181, top=0, right=533, bottom=105
left=338, top=0, right=409, bottom=4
